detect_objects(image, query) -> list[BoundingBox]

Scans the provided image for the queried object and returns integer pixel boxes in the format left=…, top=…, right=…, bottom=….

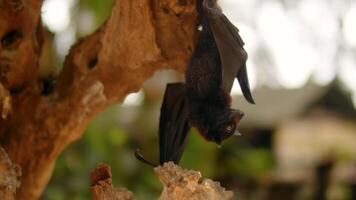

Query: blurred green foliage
left=222, top=141, right=274, bottom=181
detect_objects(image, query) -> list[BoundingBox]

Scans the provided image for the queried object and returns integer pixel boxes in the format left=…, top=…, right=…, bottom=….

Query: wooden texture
left=90, top=164, right=134, bottom=200
left=0, top=147, right=21, bottom=200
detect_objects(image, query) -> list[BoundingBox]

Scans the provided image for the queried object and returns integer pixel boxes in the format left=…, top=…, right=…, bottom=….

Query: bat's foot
left=134, top=149, right=158, bottom=167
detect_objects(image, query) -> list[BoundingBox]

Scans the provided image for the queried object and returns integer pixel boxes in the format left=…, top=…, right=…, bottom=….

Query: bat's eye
left=224, top=124, right=234, bottom=134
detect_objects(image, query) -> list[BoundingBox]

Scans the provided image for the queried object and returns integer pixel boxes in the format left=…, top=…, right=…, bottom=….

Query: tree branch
left=0, top=0, right=198, bottom=199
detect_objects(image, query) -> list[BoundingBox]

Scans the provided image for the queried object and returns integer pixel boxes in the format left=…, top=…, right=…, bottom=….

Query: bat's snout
left=230, top=109, right=244, bottom=124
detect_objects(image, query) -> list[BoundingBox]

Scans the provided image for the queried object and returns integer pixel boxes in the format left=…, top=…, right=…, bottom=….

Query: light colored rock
left=155, top=162, right=233, bottom=200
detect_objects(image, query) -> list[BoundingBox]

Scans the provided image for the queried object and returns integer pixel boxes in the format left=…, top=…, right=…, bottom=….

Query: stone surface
left=155, top=162, right=233, bottom=200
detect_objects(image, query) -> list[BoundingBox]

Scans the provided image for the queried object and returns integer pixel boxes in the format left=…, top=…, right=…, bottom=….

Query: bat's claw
left=134, top=149, right=157, bottom=167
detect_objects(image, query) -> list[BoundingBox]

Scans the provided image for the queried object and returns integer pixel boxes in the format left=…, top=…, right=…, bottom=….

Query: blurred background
left=39, top=0, right=356, bottom=199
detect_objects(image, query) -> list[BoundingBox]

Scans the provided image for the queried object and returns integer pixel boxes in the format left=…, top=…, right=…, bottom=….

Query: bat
left=185, top=0, right=254, bottom=145
left=135, top=0, right=254, bottom=165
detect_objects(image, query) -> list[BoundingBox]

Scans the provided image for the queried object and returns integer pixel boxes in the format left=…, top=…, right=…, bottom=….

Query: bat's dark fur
left=135, top=0, right=254, bottom=165
left=185, top=22, right=243, bottom=144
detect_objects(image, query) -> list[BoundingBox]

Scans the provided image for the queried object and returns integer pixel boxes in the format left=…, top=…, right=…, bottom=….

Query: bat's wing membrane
left=202, top=0, right=255, bottom=104
left=159, top=83, right=191, bottom=164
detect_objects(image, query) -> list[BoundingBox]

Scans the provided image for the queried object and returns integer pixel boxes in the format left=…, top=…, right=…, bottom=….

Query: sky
left=41, top=0, right=356, bottom=106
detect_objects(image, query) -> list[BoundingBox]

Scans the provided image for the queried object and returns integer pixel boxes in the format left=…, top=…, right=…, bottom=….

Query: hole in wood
left=1, top=30, right=23, bottom=49
left=9, top=84, right=25, bottom=94
left=41, top=79, right=55, bottom=96
left=88, top=58, right=98, bottom=69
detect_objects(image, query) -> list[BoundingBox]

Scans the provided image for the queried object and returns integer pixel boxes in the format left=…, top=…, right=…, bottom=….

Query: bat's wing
left=202, top=0, right=255, bottom=104
left=159, top=83, right=191, bottom=165
left=135, top=83, right=190, bottom=166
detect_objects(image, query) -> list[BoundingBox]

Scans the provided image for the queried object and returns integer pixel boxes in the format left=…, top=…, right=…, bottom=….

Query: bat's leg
left=134, top=149, right=157, bottom=167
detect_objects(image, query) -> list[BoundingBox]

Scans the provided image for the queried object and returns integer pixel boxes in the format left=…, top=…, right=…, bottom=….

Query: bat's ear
left=202, top=0, right=220, bottom=17
left=230, top=109, right=244, bottom=123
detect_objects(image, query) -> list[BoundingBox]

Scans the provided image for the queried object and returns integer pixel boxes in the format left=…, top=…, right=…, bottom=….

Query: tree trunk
left=0, top=0, right=198, bottom=199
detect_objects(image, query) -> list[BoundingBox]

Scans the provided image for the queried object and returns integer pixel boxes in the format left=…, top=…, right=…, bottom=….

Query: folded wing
left=159, top=83, right=191, bottom=164
left=202, top=0, right=255, bottom=104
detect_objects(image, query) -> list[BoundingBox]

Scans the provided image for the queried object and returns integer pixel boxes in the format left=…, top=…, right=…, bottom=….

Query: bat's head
left=202, top=108, right=244, bottom=145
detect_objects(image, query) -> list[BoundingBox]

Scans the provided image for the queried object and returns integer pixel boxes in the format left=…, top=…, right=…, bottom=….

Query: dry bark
left=0, top=147, right=21, bottom=200
left=90, top=164, right=134, bottom=200
left=90, top=162, right=233, bottom=200
left=0, top=0, right=198, bottom=199
left=0, top=83, right=11, bottom=119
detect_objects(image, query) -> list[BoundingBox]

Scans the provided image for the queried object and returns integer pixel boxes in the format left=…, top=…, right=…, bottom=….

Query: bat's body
left=185, top=0, right=252, bottom=144
left=185, top=29, right=240, bottom=144
left=135, top=0, right=255, bottom=165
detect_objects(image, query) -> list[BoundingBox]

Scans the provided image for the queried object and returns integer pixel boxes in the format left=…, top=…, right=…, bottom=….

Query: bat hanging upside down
left=135, top=0, right=255, bottom=166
